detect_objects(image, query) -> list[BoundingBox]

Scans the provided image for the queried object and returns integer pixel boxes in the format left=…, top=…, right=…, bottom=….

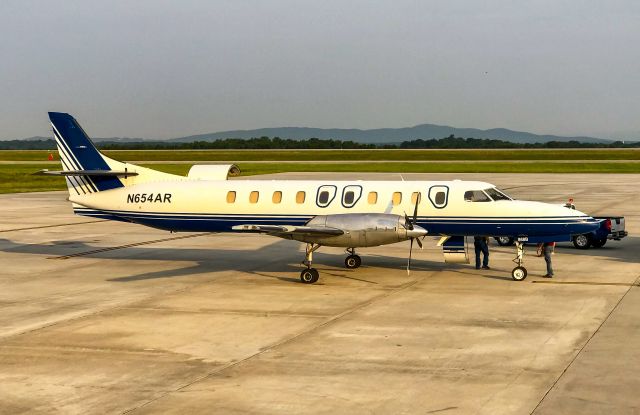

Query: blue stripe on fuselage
left=73, top=208, right=599, bottom=236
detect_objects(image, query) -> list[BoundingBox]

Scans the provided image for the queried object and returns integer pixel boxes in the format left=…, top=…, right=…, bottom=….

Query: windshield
left=484, top=187, right=512, bottom=201
left=464, top=190, right=491, bottom=202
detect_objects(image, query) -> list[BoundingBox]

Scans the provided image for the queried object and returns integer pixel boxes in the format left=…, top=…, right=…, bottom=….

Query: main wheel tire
left=591, top=238, right=607, bottom=248
left=511, top=266, right=527, bottom=281
left=300, top=268, right=319, bottom=284
left=572, top=234, right=592, bottom=249
left=344, top=254, right=362, bottom=269
left=495, top=236, right=515, bottom=246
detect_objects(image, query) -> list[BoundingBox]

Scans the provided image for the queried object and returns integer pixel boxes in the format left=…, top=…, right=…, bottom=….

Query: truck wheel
left=495, top=236, right=515, bottom=246
left=591, top=238, right=607, bottom=248
left=572, top=234, right=592, bottom=249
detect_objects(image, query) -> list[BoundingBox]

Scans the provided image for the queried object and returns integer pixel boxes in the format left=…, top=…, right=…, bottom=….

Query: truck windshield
left=485, top=188, right=512, bottom=201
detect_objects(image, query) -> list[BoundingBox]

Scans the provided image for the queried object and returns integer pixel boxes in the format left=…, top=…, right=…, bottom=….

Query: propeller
left=405, top=194, right=426, bottom=275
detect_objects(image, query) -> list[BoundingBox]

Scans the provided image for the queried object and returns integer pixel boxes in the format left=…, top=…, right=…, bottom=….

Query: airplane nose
left=572, top=217, right=601, bottom=234
left=406, top=225, right=428, bottom=239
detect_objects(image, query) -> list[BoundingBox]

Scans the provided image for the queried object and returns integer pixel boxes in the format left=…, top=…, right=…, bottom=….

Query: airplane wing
left=232, top=224, right=344, bottom=236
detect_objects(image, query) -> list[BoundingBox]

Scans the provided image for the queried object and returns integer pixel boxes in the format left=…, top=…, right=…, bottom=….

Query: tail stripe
left=54, top=131, right=92, bottom=194
left=52, top=124, right=98, bottom=193
left=55, top=140, right=87, bottom=195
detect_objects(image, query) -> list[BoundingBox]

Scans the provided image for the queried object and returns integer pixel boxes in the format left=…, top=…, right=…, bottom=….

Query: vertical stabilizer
left=49, top=112, right=123, bottom=195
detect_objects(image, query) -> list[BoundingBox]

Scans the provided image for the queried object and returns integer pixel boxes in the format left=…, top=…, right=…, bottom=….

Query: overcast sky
left=1, top=0, right=639, bottom=140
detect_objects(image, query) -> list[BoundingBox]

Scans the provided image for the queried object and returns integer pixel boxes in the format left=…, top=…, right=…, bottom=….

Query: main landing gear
left=511, top=241, right=528, bottom=281
left=300, top=243, right=321, bottom=284
left=299, top=245, right=363, bottom=284
left=344, top=247, right=362, bottom=269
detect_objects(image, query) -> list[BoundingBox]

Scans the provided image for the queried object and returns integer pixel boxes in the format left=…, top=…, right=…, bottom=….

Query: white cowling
left=187, top=164, right=241, bottom=181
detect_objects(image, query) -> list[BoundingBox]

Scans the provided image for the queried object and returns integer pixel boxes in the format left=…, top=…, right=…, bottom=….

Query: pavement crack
left=529, top=274, right=640, bottom=414
left=121, top=274, right=430, bottom=414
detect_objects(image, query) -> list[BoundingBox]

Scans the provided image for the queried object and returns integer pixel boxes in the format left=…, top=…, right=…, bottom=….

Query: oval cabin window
left=296, top=191, right=306, bottom=204
left=368, top=192, right=378, bottom=204
left=392, top=192, right=402, bottom=206
left=341, top=185, right=362, bottom=208
left=226, top=191, right=236, bottom=203
left=411, top=192, right=421, bottom=204
left=428, top=185, right=449, bottom=209
left=249, top=191, right=259, bottom=204
left=272, top=191, right=282, bottom=204
left=316, top=185, right=337, bottom=207
left=344, top=191, right=354, bottom=205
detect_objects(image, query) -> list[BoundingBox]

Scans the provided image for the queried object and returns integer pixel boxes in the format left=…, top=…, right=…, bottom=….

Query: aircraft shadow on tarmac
left=0, top=235, right=636, bottom=283
left=0, top=237, right=458, bottom=283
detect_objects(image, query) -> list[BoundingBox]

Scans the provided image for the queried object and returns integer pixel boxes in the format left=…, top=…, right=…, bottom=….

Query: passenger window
left=226, top=191, right=236, bottom=203
left=368, top=192, right=378, bottom=204
left=428, top=186, right=448, bottom=209
left=272, top=191, right=282, bottom=204
left=464, top=190, right=491, bottom=202
left=249, top=191, right=259, bottom=203
left=316, top=185, right=337, bottom=208
left=344, top=191, right=354, bottom=204
left=392, top=192, right=402, bottom=206
left=411, top=192, right=421, bottom=204
left=296, top=191, right=305, bottom=204
left=342, top=185, right=362, bottom=208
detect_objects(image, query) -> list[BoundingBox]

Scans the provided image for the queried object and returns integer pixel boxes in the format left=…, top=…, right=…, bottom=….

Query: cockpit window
left=485, top=188, right=512, bottom=201
left=464, top=190, right=491, bottom=202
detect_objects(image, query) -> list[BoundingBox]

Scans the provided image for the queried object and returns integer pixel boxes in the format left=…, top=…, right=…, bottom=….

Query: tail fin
left=49, top=112, right=123, bottom=194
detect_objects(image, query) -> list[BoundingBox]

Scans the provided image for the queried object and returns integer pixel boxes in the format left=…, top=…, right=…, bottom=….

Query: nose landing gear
left=511, top=241, right=528, bottom=281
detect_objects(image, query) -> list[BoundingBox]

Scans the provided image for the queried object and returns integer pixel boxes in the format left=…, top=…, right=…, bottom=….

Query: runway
left=0, top=173, right=638, bottom=414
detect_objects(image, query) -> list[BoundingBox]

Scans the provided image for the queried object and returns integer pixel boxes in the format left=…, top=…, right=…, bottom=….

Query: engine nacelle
left=294, top=213, right=412, bottom=247
left=187, top=164, right=241, bottom=181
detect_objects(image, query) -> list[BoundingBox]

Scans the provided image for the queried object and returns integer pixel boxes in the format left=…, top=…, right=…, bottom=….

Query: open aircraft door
left=438, top=235, right=469, bottom=263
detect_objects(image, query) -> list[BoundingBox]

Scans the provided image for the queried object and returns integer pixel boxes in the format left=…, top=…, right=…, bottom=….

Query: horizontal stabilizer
left=34, top=169, right=138, bottom=177
left=232, top=224, right=344, bottom=236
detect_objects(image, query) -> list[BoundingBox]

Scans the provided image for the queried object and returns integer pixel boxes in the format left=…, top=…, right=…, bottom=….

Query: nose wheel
left=344, top=248, right=362, bottom=269
left=511, top=266, right=527, bottom=281
left=511, top=241, right=528, bottom=281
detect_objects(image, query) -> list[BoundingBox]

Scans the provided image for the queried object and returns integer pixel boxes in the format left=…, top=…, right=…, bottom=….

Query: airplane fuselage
left=69, top=179, right=597, bottom=239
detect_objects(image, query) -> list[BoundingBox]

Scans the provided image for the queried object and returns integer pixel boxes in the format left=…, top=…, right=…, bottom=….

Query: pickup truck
left=494, top=216, right=628, bottom=250
left=571, top=216, right=627, bottom=249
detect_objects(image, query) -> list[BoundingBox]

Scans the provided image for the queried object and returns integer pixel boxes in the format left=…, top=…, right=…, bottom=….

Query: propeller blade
left=416, top=237, right=423, bottom=249
left=404, top=212, right=413, bottom=230
left=412, top=195, right=420, bottom=225
left=407, top=238, right=414, bottom=275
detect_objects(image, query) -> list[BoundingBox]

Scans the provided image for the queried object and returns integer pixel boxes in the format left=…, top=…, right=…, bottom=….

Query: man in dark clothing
left=540, top=242, right=555, bottom=278
left=474, top=236, right=490, bottom=269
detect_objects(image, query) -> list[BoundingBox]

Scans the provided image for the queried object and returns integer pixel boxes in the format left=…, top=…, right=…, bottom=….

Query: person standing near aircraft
left=537, top=242, right=555, bottom=278
left=474, top=236, right=490, bottom=270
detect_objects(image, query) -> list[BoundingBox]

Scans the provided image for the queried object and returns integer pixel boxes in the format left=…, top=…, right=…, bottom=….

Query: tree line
left=1, top=134, right=638, bottom=150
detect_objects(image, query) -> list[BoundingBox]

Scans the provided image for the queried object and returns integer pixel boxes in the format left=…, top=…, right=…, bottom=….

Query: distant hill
left=7, top=124, right=621, bottom=145
left=167, top=123, right=614, bottom=144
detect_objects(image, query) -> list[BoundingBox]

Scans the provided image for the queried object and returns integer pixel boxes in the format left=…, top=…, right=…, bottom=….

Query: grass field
left=1, top=148, right=640, bottom=162
left=1, top=158, right=639, bottom=194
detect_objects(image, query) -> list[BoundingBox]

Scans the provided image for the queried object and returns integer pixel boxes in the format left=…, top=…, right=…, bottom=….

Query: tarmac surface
left=0, top=173, right=638, bottom=414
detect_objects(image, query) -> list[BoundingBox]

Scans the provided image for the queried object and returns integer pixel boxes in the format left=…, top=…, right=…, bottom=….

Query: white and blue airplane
left=40, top=112, right=600, bottom=283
